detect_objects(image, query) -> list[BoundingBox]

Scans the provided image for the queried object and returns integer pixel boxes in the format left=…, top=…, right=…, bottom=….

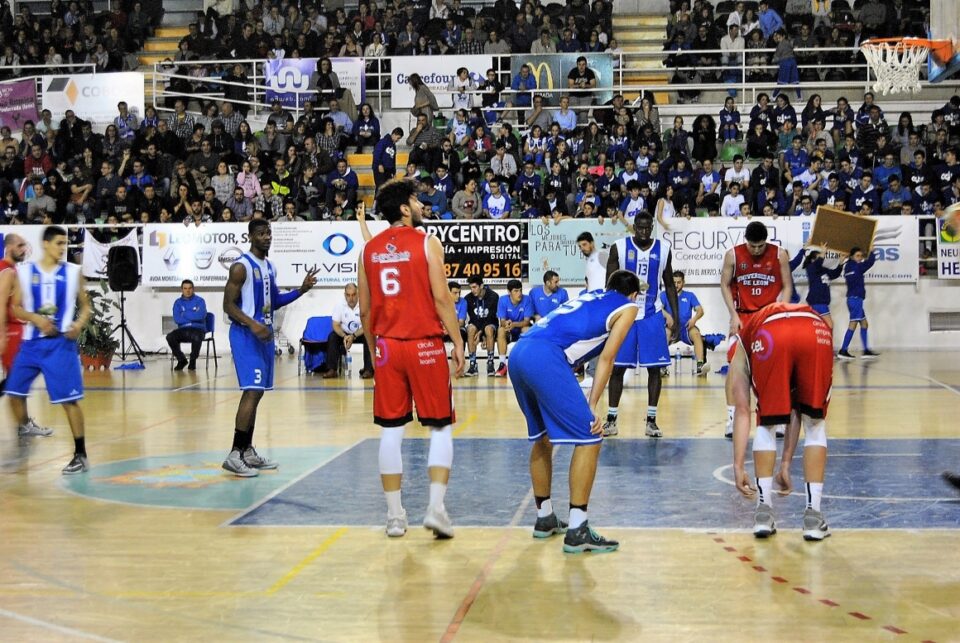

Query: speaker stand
left=111, top=291, right=145, bottom=366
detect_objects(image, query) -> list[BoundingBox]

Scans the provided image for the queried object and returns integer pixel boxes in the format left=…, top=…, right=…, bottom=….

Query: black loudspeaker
left=107, top=246, right=139, bottom=292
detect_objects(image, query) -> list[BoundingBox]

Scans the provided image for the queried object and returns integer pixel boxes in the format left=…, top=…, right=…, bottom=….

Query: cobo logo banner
left=41, top=72, right=145, bottom=124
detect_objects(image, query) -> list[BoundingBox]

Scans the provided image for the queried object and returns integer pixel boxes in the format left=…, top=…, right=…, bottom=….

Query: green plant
left=77, top=280, right=121, bottom=358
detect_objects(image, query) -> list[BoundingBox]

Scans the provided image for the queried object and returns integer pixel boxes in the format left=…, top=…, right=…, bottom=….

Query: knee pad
left=427, top=425, right=453, bottom=469
left=753, top=424, right=779, bottom=452
left=378, top=426, right=405, bottom=475
left=802, top=416, right=828, bottom=448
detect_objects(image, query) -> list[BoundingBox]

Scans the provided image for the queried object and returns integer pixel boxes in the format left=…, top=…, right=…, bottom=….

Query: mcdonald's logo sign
left=524, top=60, right=554, bottom=90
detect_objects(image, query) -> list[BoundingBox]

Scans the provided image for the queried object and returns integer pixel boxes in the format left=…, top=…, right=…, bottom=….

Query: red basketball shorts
left=743, top=312, right=833, bottom=426
left=727, top=311, right=760, bottom=363
left=2, top=324, right=23, bottom=375
left=373, top=336, right=455, bottom=428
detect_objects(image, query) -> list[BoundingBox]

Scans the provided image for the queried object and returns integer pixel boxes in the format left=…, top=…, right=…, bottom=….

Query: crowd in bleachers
left=0, top=0, right=957, bottom=238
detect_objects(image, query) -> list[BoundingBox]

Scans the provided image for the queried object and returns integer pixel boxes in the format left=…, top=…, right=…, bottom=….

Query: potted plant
left=77, top=281, right=121, bottom=370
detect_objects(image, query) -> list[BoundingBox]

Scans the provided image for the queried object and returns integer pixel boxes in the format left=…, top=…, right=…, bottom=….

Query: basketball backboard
left=929, top=0, right=960, bottom=83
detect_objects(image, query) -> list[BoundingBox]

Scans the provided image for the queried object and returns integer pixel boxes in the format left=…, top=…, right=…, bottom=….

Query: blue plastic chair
left=299, top=316, right=334, bottom=375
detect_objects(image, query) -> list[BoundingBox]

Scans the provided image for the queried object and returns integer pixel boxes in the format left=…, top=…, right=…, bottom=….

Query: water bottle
left=346, top=353, right=353, bottom=377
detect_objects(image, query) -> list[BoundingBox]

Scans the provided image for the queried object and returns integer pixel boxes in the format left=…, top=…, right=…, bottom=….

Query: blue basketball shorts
left=614, top=310, right=671, bottom=368
left=846, top=296, right=866, bottom=322
left=509, top=340, right=600, bottom=445
left=811, top=302, right=831, bottom=317
left=5, top=336, right=83, bottom=403
left=230, top=324, right=275, bottom=390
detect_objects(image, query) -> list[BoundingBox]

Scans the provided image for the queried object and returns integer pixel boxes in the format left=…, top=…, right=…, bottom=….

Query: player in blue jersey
left=800, top=249, right=844, bottom=329
left=528, top=270, right=569, bottom=321
left=222, top=219, right=319, bottom=477
left=659, top=270, right=709, bottom=376
left=447, top=281, right=468, bottom=346
left=511, top=270, right=641, bottom=553
left=603, top=212, right=679, bottom=438
left=494, top=279, right=533, bottom=377
left=7, top=226, right=92, bottom=474
left=837, top=246, right=878, bottom=360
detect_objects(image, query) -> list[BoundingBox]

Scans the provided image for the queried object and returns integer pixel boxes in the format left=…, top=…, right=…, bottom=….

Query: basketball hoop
left=861, top=38, right=952, bottom=95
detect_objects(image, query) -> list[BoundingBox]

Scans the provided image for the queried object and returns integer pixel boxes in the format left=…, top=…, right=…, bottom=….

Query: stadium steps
left=138, top=27, right=190, bottom=67
left=346, top=152, right=409, bottom=209
left=613, top=14, right=670, bottom=104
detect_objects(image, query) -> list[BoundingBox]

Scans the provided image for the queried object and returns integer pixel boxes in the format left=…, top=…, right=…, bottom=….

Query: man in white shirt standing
left=576, top=231, right=609, bottom=388
left=323, top=282, right=373, bottom=379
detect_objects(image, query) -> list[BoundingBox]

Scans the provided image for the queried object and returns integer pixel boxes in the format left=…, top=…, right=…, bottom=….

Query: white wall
left=114, top=277, right=959, bottom=356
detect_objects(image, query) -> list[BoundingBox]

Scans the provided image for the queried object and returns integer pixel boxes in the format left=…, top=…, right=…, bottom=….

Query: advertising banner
left=530, top=217, right=918, bottom=285
left=422, top=221, right=527, bottom=284
left=0, top=226, right=44, bottom=262
left=41, top=72, right=145, bottom=123
left=81, top=229, right=139, bottom=279
left=936, top=212, right=960, bottom=278
left=0, top=79, right=39, bottom=131
left=510, top=53, right=614, bottom=106
left=389, top=55, right=494, bottom=109
left=142, top=222, right=390, bottom=288
left=264, top=56, right=365, bottom=109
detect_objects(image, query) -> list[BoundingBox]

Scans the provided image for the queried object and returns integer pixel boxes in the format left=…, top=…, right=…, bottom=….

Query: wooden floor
left=0, top=350, right=958, bottom=642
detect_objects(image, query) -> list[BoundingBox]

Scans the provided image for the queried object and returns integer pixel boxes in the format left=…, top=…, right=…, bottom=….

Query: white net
left=861, top=40, right=931, bottom=95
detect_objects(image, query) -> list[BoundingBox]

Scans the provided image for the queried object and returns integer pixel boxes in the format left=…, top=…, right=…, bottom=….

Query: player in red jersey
left=0, top=234, right=52, bottom=438
left=729, top=302, right=832, bottom=541
left=359, top=179, right=466, bottom=539
left=720, top=221, right=793, bottom=438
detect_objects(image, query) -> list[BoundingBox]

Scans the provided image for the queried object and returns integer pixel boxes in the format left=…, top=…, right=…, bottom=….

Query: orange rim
left=861, top=37, right=953, bottom=59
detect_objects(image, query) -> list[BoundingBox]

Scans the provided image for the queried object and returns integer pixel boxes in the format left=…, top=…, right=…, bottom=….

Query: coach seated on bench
left=323, top=282, right=374, bottom=379
left=167, top=279, right=207, bottom=371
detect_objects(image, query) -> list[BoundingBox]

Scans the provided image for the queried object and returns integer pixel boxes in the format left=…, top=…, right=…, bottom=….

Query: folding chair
left=202, top=313, right=218, bottom=369
left=298, top=316, right=334, bottom=375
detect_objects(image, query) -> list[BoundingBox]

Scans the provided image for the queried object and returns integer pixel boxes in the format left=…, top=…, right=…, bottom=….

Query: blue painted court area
left=231, top=439, right=960, bottom=529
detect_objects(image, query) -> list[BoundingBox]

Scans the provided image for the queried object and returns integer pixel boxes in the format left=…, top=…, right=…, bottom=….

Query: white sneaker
left=579, top=376, right=593, bottom=389
left=222, top=449, right=258, bottom=477
left=386, top=510, right=408, bottom=537
left=18, top=418, right=53, bottom=438
left=724, top=419, right=733, bottom=439
left=423, top=505, right=454, bottom=539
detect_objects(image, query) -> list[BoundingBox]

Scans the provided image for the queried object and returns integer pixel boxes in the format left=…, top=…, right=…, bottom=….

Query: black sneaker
left=174, top=358, right=188, bottom=371
left=837, top=350, right=854, bottom=360
left=562, top=521, right=619, bottom=554
left=861, top=350, right=880, bottom=359
left=62, top=453, right=89, bottom=475
left=188, top=359, right=197, bottom=370
left=645, top=418, right=662, bottom=438
left=943, top=471, right=960, bottom=492
left=465, top=362, right=478, bottom=377
left=486, top=359, right=495, bottom=376
left=533, top=513, right=568, bottom=539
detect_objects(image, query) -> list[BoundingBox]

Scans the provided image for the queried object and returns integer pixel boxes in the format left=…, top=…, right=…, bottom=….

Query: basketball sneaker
left=579, top=375, right=593, bottom=390
left=464, top=362, right=478, bottom=377
left=242, top=446, right=278, bottom=470
left=776, top=426, right=785, bottom=438
left=222, top=449, right=259, bottom=477
left=861, top=350, right=880, bottom=359
left=562, top=521, right=619, bottom=554
left=386, top=510, right=408, bottom=538
left=942, top=471, right=960, bottom=492
left=802, top=508, right=831, bottom=541
left=486, top=359, right=495, bottom=376
left=696, top=362, right=711, bottom=377
left=645, top=417, right=663, bottom=438
left=423, top=505, right=454, bottom=539
left=61, top=453, right=89, bottom=475
left=495, top=362, right=508, bottom=377
left=724, top=419, right=733, bottom=439
left=753, top=503, right=777, bottom=538
left=602, top=418, right=618, bottom=437
left=837, top=350, right=854, bottom=360
left=18, top=418, right=53, bottom=438
left=533, top=513, right=568, bottom=539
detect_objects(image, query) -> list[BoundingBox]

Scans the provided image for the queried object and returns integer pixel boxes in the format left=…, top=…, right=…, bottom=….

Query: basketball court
left=0, top=349, right=957, bottom=641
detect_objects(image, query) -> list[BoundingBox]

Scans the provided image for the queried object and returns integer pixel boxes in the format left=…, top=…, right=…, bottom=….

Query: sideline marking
left=0, top=606, right=124, bottom=642
left=265, top=527, right=348, bottom=595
